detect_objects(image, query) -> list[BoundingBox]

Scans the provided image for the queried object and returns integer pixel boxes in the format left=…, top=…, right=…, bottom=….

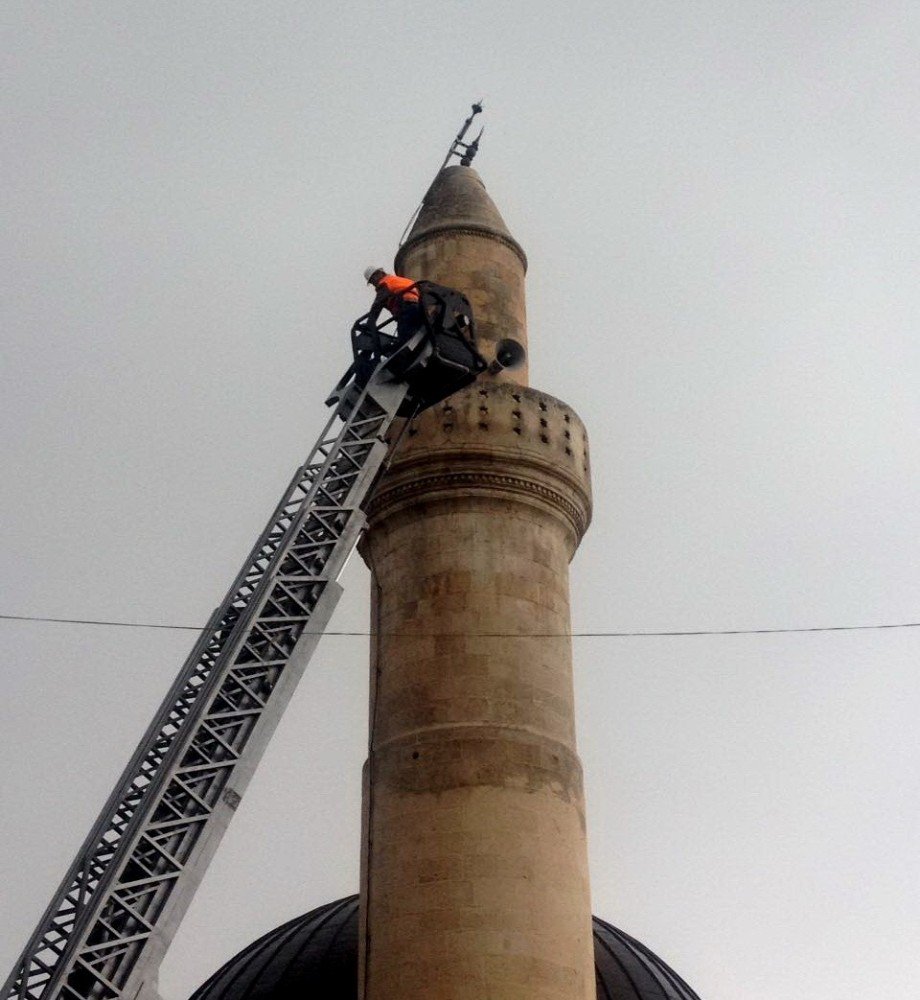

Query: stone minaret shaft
left=359, top=166, right=594, bottom=999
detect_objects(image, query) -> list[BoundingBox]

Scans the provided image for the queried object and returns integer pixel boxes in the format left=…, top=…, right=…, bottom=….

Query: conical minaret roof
left=395, top=165, right=526, bottom=271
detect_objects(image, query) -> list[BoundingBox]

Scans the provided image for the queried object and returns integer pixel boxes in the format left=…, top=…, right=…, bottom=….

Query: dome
left=190, top=896, right=701, bottom=1000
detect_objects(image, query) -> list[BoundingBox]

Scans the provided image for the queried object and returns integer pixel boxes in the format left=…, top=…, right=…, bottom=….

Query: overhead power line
left=2, top=613, right=200, bottom=631
left=2, top=612, right=919, bottom=639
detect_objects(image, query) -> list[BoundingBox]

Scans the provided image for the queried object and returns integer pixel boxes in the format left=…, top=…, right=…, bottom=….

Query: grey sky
left=2, top=3, right=919, bottom=999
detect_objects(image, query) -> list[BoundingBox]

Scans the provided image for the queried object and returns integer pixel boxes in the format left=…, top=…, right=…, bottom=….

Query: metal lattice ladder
left=3, top=370, right=410, bottom=1000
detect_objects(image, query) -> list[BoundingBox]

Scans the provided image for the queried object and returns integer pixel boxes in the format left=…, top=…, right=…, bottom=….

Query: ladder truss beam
left=5, top=372, right=408, bottom=1000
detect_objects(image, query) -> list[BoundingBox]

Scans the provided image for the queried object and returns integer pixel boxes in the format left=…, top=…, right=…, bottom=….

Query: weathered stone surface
left=398, top=166, right=525, bottom=264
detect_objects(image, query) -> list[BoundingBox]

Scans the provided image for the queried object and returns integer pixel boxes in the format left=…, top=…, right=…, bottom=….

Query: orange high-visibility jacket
left=377, top=273, right=420, bottom=314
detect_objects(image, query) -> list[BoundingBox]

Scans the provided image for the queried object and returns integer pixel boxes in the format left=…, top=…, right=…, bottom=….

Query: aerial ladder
left=3, top=283, right=487, bottom=1000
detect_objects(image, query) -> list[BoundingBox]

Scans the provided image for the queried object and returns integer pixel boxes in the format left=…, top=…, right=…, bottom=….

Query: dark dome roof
left=190, top=896, right=700, bottom=1000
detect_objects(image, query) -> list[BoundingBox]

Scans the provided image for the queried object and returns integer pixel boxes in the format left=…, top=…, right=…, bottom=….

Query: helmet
left=364, top=266, right=385, bottom=283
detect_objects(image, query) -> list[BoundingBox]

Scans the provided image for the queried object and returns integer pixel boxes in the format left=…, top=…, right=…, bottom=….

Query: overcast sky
left=2, top=4, right=919, bottom=999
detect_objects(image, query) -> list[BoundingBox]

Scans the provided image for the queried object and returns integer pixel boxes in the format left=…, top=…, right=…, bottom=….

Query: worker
left=364, top=266, right=423, bottom=341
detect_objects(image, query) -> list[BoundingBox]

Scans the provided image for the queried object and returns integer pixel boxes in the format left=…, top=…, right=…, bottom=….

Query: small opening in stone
left=540, top=418, right=547, bottom=428
left=513, top=427, right=522, bottom=435
left=479, top=422, right=489, bottom=431
left=540, top=434, right=549, bottom=443
left=539, top=401, right=547, bottom=412
left=411, top=751, right=420, bottom=760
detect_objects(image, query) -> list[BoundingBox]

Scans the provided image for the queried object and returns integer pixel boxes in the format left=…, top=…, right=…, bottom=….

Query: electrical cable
left=1, top=612, right=919, bottom=638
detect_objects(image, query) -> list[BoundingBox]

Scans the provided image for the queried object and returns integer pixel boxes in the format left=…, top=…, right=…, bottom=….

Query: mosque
left=186, top=164, right=703, bottom=999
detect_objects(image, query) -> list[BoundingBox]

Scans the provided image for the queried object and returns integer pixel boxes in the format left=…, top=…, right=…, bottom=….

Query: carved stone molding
left=366, top=462, right=591, bottom=550
left=396, top=224, right=528, bottom=271
left=365, top=383, right=593, bottom=550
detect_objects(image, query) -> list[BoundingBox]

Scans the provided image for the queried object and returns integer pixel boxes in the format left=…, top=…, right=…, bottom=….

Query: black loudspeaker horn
left=488, top=338, right=526, bottom=374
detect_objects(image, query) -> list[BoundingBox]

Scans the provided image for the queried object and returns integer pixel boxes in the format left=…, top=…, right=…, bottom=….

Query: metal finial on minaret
left=398, top=101, right=485, bottom=246
left=442, top=99, right=484, bottom=169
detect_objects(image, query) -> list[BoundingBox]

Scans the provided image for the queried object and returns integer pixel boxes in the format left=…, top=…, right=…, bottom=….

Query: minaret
left=358, top=165, right=594, bottom=998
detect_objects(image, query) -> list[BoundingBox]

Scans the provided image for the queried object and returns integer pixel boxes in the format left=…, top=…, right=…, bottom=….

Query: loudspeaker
left=488, top=338, right=526, bottom=374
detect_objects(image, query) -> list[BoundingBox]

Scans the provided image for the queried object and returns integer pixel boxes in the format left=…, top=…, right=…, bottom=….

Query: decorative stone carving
left=366, top=382, right=592, bottom=552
